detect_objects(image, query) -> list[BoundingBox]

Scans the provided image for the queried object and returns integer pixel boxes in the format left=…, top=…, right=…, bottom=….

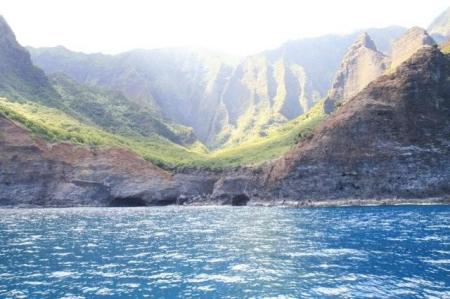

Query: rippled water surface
left=0, top=205, right=449, bottom=298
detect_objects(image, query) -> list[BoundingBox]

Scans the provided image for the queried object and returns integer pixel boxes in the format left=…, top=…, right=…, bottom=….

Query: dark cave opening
left=109, top=196, right=147, bottom=207
left=152, top=196, right=178, bottom=206
left=231, top=194, right=250, bottom=206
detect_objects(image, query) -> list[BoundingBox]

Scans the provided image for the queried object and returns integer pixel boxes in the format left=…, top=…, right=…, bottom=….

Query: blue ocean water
left=0, top=205, right=449, bottom=298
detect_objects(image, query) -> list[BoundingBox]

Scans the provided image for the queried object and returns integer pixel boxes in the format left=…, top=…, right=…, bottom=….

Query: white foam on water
left=313, top=286, right=349, bottom=296
left=95, top=288, right=113, bottom=295
left=423, top=259, right=450, bottom=265
left=230, top=264, right=252, bottom=272
left=50, top=271, right=75, bottom=278
left=197, top=285, right=215, bottom=292
left=119, top=283, right=140, bottom=288
left=188, top=273, right=244, bottom=284
left=23, top=281, right=48, bottom=286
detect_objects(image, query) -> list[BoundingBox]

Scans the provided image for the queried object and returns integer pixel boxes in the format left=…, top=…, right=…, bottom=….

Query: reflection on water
left=0, top=205, right=449, bottom=298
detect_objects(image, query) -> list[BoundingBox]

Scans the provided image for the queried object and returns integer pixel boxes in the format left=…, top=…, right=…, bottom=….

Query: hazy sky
left=2, top=0, right=449, bottom=55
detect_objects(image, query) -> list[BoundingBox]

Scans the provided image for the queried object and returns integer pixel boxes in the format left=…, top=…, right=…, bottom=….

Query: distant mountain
left=50, top=73, right=197, bottom=145
left=0, top=16, right=198, bottom=147
left=28, top=46, right=237, bottom=145
left=29, top=26, right=405, bottom=148
left=0, top=16, right=60, bottom=106
left=428, top=6, right=450, bottom=43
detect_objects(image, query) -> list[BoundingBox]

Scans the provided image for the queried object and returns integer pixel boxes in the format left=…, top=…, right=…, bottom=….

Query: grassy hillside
left=50, top=73, right=197, bottom=146
left=0, top=97, right=326, bottom=170
left=0, top=98, right=206, bottom=168
left=207, top=101, right=327, bottom=168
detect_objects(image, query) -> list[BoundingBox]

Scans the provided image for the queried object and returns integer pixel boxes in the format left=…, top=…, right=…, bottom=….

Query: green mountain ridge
left=0, top=96, right=326, bottom=169
left=50, top=73, right=197, bottom=146
left=28, top=46, right=238, bottom=146
left=27, top=26, right=406, bottom=148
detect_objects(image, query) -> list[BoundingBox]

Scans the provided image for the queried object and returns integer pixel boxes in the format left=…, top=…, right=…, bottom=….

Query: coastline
left=247, top=197, right=450, bottom=208
left=1, top=197, right=449, bottom=209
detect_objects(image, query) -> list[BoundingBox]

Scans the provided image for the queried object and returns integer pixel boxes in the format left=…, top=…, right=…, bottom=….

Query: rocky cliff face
left=0, top=115, right=217, bottom=207
left=261, top=46, right=450, bottom=202
left=324, top=33, right=388, bottom=113
left=209, top=55, right=309, bottom=146
left=391, top=27, right=436, bottom=69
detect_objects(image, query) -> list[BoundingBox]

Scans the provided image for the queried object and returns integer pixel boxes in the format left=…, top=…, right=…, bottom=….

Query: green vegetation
left=0, top=97, right=327, bottom=170
left=0, top=98, right=205, bottom=168
left=50, top=74, right=196, bottom=145
left=207, top=101, right=327, bottom=168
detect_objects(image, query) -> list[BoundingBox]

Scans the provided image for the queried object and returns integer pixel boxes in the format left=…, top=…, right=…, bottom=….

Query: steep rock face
left=209, top=55, right=308, bottom=146
left=391, top=27, right=436, bottom=69
left=324, top=33, right=388, bottom=112
left=117, top=49, right=237, bottom=143
left=262, top=46, right=450, bottom=201
left=0, top=116, right=216, bottom=207
left=0, top=16, right=59, bottom=105
left=428, top=7, right=450, bottom=43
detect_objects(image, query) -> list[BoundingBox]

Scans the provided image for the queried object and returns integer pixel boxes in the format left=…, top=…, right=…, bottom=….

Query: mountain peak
left=355, top=32, right=378, bottom=51
left=324, top=32, right=387, bottom=112
left=391, top=27, right=436, bottom=69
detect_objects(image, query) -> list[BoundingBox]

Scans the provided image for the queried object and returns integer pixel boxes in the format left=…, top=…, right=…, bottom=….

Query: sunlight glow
left=1, top=0, right=449, bottom=55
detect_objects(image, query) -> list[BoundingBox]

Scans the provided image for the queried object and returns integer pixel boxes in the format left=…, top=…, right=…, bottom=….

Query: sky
left=1, top=0, right=449, bottom=56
